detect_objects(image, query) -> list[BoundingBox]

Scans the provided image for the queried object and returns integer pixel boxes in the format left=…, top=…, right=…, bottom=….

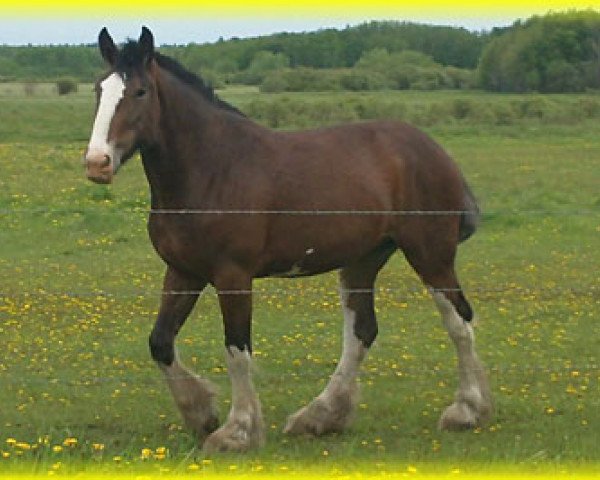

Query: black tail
left=458, top=182, right=480, bottom=243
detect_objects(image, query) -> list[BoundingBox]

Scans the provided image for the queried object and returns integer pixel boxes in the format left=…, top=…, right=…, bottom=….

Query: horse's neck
left=141, top=74, right=229, bottom=209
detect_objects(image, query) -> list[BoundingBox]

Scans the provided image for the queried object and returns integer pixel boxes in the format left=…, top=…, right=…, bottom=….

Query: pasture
left=0, top=85, right=598, bottom=476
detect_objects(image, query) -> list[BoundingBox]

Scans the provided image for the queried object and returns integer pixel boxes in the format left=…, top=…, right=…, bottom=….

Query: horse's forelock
left=115, top=40, right=152, bottom=73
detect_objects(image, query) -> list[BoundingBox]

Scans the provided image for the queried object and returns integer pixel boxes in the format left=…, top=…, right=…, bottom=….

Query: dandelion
left=201, top=459, right=213, bottom=466
left=154, top=446, right=167, bottom=460
left=140, top=448, right=152, bottom=460
left=62, top=437, right=77, bottom=447
left=5, top=439, right=16, bottom=446
left=92, top=443, right=104, bottom=451
left=407, top=465, right=418, bottom=474
left=187, top=464, right=200, bottom=471
left=52, top=445, right=63, bottom=453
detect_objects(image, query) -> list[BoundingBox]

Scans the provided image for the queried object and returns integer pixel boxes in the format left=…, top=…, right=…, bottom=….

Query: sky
left=0, top=15, right=513, bottom=46
left=0, top=2, right=597, bottom=46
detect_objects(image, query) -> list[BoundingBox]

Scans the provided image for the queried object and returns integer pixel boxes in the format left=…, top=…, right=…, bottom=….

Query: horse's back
left=269, top=120, right=467, bottom=213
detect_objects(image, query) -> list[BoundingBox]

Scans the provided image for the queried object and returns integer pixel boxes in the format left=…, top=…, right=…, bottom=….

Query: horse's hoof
left=283, top=404, right=323, bottom=436
left=284, top=395, right=354, bottom=436
left=202, top=418, right=264, bottom=453
left=438, top=402, right=481, bottom=431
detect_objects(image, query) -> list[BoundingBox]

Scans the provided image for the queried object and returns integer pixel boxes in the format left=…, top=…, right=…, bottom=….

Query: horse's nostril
left=102, top=155, right=111, bottom=167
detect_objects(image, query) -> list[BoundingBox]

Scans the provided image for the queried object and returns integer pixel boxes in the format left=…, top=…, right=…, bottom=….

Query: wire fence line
left=2, top=363, right=598, bottom=387
left=0, top=285, right=598, bottom=298
left=0, top=207, right=597, bottom=298
left=0, top=207, right=599, bottom=216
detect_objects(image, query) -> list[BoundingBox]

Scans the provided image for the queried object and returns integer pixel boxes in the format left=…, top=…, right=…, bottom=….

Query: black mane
left=154, top=53, right=245, bottom=117
left=117, top=40, right=245, bottom=117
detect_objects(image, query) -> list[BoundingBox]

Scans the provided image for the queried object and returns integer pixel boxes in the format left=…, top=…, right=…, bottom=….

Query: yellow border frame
left=0, top=2, right=599, bottom=477
left=0, top=1, right=598, bottom=17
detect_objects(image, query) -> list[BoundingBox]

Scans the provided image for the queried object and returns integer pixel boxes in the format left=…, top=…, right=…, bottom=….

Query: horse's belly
left=258, top=217, right=394, bottom=278
left=259, top=247, right=343, bottom=278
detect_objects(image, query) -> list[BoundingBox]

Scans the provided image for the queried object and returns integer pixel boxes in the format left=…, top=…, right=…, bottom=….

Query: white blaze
left=87, top=73, right=125, bottom=169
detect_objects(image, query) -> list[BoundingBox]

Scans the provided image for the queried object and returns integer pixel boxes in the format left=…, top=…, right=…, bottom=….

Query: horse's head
left=85, top=27, right=158, bottom=184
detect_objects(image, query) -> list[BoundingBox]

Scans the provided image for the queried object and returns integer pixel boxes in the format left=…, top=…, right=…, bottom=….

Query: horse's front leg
left=203, top=267, right=264, bottom=453
left=149, top=267, right=219, bottom=438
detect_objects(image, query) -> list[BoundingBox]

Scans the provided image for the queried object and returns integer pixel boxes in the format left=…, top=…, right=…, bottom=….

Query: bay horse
left=84, top=27, right=493, bottom=452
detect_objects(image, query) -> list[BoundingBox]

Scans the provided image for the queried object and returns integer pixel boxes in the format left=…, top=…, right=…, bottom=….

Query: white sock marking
left=226, top=347, right=258, bottom=414
left=432, top=291, right=481, bottom=397
left=87, top=73, right=125, bottom=169
left=320, top=288, right=366, bottom=402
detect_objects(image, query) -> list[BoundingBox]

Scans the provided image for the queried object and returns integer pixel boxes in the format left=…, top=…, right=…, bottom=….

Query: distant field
left=0, top=85, right=598, bottom=476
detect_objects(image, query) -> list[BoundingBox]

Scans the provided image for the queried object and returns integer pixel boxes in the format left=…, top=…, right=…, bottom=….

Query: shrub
left=259, top=68, right=343, bottom=93
left=233, top=51, right=290, bottom=85
left=56, top=77, right=78, bottom=95
left=339, top=71, right=391, bottom=91
left=492, top=103, right=517, bottom=125
left=23, top=82, right=37, bottom=96
left=578, top=97, right=600, bottom=118
left=452, top=99, right=474, bottom=119
left=259, top=72, right=290, bottom=93
left=444, top=66, right=476, bottom=89
left=514, top=96, right=550, bottom=119
left=198, top=68, right=225, bottom=89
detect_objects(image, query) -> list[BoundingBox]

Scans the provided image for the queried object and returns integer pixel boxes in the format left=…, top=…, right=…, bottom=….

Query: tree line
left=1, top=11, right=599, bottom=93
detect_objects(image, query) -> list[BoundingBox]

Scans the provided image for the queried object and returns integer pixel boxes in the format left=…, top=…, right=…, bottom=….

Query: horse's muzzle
left=85, top=152, right=113, bottom=184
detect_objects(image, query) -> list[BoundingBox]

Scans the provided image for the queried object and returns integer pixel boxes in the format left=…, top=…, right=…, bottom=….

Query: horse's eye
left=135, top=88, right=147, bottom=98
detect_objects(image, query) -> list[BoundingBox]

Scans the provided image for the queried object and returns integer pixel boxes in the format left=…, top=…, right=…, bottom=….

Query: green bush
left=444, top=66, right=475, bottom=89
left=233, top=51, right=290, bottom=85
left=198, top=68, right=225, bottom=89
left=577, top=97, right=600, bottom=118
left=260, top=72, right=289, bottom=93
left=492, top=103, right=517, bottom=125
left=259, top=68, right=343, bottom=93
left=56, top=77, right=78, bottom=95
left=514, top=96, right=550, bottom=119
left=477, top=10, right=600, bottom=92
left=452, top=98, right=474, bottom=119
left=23, top=82, right=37, bottom=96
left=338, top=71, right=390, bottom=91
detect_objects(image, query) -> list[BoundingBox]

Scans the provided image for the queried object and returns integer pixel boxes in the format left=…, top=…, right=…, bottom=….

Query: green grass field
left=0, top=85, right=598, bottom=476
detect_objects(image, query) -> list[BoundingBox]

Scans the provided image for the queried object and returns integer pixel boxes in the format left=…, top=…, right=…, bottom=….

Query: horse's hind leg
left=403, top=243, right=493, bottom=430
left=149, top=267, right=219, bottom=438
left=284, top=244, right=394, bottom=436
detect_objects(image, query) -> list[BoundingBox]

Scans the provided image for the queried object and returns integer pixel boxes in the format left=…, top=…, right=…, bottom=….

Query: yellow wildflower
left=140, top=448, right=152, bottom=460
left=62, top=437, right=77, bottom=447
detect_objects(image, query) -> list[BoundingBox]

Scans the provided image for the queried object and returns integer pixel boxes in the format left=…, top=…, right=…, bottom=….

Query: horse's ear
left=139, top=26, right=155, bottom=66
left=98, top=27, right=118, bottom=66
